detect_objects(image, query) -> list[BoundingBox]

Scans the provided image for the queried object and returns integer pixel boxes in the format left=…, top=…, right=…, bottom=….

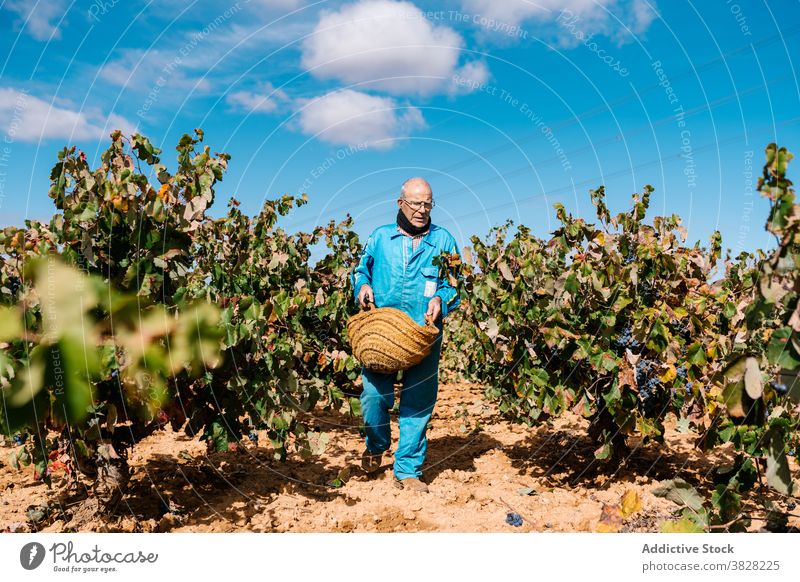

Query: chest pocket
left=421, top=266, right=439, bottom=298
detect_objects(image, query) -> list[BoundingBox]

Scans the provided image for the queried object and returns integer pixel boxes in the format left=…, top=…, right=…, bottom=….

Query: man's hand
left=358, top=284, right=374, bottom=308
left=426, top=295, right=442, bottom=322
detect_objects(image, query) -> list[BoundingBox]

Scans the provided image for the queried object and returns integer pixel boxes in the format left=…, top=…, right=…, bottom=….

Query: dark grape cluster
left=623, top=251, right=636, bottom=265
left=12, top=432, right=27, bottom=446
left=635, top=359, right=656, bottom=383
left=676, top=366, right=687, bottom=380
left=6, top=276, right=21, bottom=295
left=505, top=512, right=523, bottom=527
left=636, top=359, right=663, bottom=416
left=613, top=326, right=640, bottom=351
left=248, top=431, right=259, bottom=443
left=684, top=382, right=693, bottom=395
left=770, top=382, right=788, bottom=395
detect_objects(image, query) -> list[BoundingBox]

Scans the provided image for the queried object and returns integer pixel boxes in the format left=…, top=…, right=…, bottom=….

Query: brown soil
left=1, top=383, right=798, bottom=533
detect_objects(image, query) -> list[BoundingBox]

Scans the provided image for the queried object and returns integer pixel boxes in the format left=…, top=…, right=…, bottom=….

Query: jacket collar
left=392, top=224, right=436, bottom=246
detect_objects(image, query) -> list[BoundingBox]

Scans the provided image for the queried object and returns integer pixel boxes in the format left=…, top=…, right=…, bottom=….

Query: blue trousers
left=360, top=333, right=442, bottom=480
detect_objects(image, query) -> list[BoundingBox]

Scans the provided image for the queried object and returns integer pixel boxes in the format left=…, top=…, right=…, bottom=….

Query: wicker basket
left=347, top=306, right=439, bottom=373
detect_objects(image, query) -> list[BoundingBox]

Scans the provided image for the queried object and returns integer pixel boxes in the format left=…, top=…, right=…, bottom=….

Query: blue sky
left=1, top=0, right=799, bottom=258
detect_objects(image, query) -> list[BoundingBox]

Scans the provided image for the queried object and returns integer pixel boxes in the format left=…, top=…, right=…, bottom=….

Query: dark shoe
left=361, top=449, right=384, bottom=473
left=393, top=477, right=429, bottom=493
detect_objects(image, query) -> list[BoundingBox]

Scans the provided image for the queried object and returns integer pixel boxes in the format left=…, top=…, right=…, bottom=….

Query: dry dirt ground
left=1, top=382, right=798, bottom=533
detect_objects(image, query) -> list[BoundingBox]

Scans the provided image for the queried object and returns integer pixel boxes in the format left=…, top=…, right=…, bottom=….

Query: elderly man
left=351, top=177, right=460, bottom=493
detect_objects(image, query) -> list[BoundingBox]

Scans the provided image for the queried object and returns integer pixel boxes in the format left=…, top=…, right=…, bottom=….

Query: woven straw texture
left=347, top=307, right=439, bottom=373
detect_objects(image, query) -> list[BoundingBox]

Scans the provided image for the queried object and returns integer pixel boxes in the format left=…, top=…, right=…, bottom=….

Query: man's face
left=398, top=182, right=433, bottom=229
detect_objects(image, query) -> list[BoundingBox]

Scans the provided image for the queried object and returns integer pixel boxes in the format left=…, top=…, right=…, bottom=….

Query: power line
left=339, top=115, right=800, bottom=234
left=290, top=76, right=792, bottom=230
left=292, top=25, right=800, bottom=219
left=429, top=116, right=800, bottom=224
left=435, top=24, right=800, bottom=175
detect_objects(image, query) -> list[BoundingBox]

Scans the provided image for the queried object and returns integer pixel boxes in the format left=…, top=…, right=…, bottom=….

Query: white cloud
left=226, top=82, right=289, bottom=113
left=460, top=0, right=575, bottom=25
left=449, top=60, right=490, bottom=95
left=98, top=4, right=274, bottom=93
left=630, top=0, right=657, bottom=34
left=97, top=14, right=310, bottom=99
left=4, top=0, right=68, bottom=41
left=92, top=6, right=322, bottom=125
left=460, top=0, right=658, bottom=44
left=0, top=88, right=137, bottom=142
left=301, top=0, right=486, bottom=96
left=99, top=48, right=212, bottom=93
left=461, top=0, right=612, bottom=25
left=295, top=89, right=425, bottom=150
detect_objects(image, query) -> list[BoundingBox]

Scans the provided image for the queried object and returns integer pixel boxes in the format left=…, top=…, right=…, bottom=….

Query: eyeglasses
left=401, top=199, right=435, bottom=211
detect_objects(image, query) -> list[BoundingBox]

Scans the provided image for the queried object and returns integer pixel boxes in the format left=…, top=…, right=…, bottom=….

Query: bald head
left=400, top=177, right=432, bottom=199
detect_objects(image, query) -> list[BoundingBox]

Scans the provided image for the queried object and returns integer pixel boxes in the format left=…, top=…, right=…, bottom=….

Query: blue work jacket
left=352, top=223, right=461, bottom=326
